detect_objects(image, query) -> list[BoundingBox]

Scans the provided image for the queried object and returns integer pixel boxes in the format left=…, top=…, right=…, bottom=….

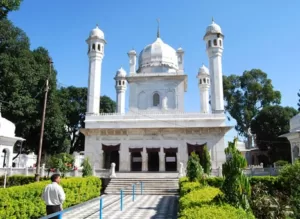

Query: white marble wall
left=84, top=132, right=226, bottom=170
left=128, top=78, right=185, bottom=111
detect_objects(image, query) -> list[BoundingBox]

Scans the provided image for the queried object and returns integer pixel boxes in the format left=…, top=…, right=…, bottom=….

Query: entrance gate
left=103, top=144, right=120, bottom=171
left=147, top=148, right=160, bottom=172
left=129, top=148, right=143, bottom=171
left=164, top=148, right=178, bottom=171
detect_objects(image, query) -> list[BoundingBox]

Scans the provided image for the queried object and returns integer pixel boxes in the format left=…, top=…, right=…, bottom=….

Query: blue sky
left=8, top=0, right=300, bottom=141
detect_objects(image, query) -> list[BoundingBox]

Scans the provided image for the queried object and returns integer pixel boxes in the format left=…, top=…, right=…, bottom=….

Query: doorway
left=131, top=152, right=142, bottom=171
left=165, top=152, right=177, bottom=171
left=148, top=152, right=159, bottom=171
left=104, top=151, right=120, bottom=171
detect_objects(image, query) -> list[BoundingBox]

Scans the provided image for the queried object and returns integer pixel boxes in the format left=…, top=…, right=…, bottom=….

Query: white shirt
left=42, top=182, right=66, bottom=206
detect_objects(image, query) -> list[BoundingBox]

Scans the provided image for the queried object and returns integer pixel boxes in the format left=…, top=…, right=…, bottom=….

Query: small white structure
left=0, top=109, right=25, bottom=167
left=280, top=113, right=300, bottom=163
left=82, top=20, right=232, bottom=173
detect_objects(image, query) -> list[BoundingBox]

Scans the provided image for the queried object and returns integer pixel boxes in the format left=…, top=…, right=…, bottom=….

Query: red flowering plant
left=46, top=153, right=75, bottom=177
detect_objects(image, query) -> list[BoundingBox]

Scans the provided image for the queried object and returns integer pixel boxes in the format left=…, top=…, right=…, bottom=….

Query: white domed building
left=81, top=20, right=231, bottom=175
left=280, top=113, right=300, bottom=163
left=0, top=109, right=25, bottom=168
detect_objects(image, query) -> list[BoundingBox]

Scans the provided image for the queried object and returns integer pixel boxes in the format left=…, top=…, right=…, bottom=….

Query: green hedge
left=179, top=204, right=255, bottom=219
left=206, top=176, right=282, bottom=191
left=179, top=177, right=255, bottom=219
left=0, top=176, right=101, bottom=219
left=0, top=175, right=49, bottom=187
left=179, top=186, right=221, bottom=209
left=180, top=181, right=201, bottom=196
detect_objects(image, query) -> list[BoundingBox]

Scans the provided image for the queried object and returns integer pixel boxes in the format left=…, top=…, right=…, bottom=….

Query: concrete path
left=63, top=194, right=178, bottom=219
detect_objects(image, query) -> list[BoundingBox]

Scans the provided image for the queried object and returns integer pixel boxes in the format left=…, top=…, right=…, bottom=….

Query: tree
left=100, top=95, right=116, bottom=113
left=0, top=19, right=67, bottom=155
left=81, top=157, right=93, bottom=177
left=223, top=69, right=281, bottom=148
left=200, top=145, right=211, bottom=175
left=57, top=87, right=117, bottom=153
left=57, top=86, right=87, bottom=153
left=0, top=0, right=23, bottom=19
left=297, top=90, right=300, bottom=112
left=186, top=152, right=203, bottom=182
left=222, top=138, right=251, bottom=210
left=250, top=105, right=298, bottom=163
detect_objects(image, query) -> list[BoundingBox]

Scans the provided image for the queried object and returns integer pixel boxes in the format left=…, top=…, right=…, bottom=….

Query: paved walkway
left=63, top=195, right=178, bottom=219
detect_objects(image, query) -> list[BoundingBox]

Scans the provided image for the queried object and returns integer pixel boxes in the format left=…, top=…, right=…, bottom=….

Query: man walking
left=42, top=174, right=66, bottom=219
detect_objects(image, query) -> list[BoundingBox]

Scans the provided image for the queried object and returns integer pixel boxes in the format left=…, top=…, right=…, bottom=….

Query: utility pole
left=35, top=58, right=52, bottom=182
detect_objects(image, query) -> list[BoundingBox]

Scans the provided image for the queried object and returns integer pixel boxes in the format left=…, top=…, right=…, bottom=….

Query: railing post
left=58, top=212, right=62, bottom=219
left=120, top=189, right=123, bottom=211
left=132, top=184, right=135, bottom=201
left=140, top=181, right=143, bottom=195
left=100, top=198, right=103, bottom=219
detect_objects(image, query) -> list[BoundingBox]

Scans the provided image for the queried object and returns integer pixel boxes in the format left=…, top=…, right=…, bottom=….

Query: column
left=159, top=151, right=165, bottom=172
left=99, top=150, right=103, bottom=169
left=142, top=150, right=148, bottom=171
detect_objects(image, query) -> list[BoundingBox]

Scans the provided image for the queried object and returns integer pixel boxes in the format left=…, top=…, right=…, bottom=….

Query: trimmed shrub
left=81, top=157, right=93, bottom=177
left=206, top=177, right=224, bottom=188
left=180, top=181, right=201, bottom=196
left=187, top=152, right=203, bottom=181
left=0, top=175, right=49, bottom=187
left=179, top=204, right=255, bottom=219
left=0, top=176, right=101, bottom=219
left=179, top=186, right=221, bottom=210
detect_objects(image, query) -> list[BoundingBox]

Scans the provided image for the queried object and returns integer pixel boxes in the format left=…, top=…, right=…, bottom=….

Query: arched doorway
left=164, top=148, right=178, bottom=171
left=147, top=148, right=160, bottom=172
left=2, top=149, right=9, bottom=168
left=103, top=144, right=120, bottom=171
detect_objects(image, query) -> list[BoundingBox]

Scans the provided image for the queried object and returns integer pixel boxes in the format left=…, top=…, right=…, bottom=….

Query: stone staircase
left=105, top=177, right=179, bottom=195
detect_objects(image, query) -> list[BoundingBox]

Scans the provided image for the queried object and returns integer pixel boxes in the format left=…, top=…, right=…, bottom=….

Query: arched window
left=97, top=44, right=101, bottom=51
left=92, top=44, right=95, bottom=50
left=203, top=78, right=206, bottom=83
left=153, top=93, right=160, bottom=107
left=219, top=40, right=222, bottom=47
left=118, top=80, right=121, bottom=85
left=199, top=79, right=202, bottom=84
left=213, top=39, right=217, bottom=46
left=122, top=81, right=125, bottom=85
left=208, top=40, right=211, bottom=48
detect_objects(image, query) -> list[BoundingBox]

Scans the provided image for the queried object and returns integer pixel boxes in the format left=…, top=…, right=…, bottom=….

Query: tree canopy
left=0, top=19, right=67, bottom=154
left=250, top=105, right=298, bottom=162
left=0, top=0, right=22, bottom=19
left=223, top=69, right=281, bottom=147
left=57, top=86, right=116, bottom=153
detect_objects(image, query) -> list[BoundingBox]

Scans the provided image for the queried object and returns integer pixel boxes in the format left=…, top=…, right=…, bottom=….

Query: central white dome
left=137, top=37, right=178, bottom=73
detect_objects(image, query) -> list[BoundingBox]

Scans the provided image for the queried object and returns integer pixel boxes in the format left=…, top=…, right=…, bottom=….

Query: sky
left=8, top=0, right=300, bottom=142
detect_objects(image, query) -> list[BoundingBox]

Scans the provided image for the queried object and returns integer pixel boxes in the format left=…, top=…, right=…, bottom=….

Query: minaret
left=86, top=25, right=106, bottom=115
left=114, top=67, right=127, bottom=114
left=176, top=47, right=184, bottom=73
left=127, top=49, right=137, bottom=74
left=203, top=18, right=224, bottom=113
left=197, top=65, right=210, bottom=113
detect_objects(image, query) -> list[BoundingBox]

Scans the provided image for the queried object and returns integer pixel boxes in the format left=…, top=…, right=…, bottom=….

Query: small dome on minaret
left=197, top=64, right=209, bottom=77
left=204, top=18, right=223, bottom=39
left=115, top=67, right=127, bottom=77
left=89, top=25, right=105, bottom=39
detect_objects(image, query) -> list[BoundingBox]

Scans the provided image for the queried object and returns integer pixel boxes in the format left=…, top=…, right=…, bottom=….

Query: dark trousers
left=46, top=205, right=61, bottom=219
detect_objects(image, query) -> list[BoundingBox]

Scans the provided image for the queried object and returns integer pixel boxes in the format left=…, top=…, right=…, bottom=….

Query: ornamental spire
left=156, top=18, right=160, bottom=38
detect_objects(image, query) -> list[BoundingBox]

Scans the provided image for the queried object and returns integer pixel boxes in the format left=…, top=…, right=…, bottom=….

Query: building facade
left=81, top=20, right=231, bottom=172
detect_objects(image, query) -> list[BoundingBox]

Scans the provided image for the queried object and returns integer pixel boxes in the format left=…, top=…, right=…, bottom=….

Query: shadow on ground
left=138, top=195, right=178, bottom=219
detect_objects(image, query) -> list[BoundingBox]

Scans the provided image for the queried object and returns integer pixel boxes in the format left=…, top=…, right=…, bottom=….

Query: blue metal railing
left=39, top=181, right=143, bottom=219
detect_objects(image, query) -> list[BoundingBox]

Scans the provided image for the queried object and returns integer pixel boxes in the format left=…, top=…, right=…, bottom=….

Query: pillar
left=142, top=150, right=148, bottom=171
left=159, top=151, right=165, bottom=172
left=99, top=150, right=103, bottom=169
